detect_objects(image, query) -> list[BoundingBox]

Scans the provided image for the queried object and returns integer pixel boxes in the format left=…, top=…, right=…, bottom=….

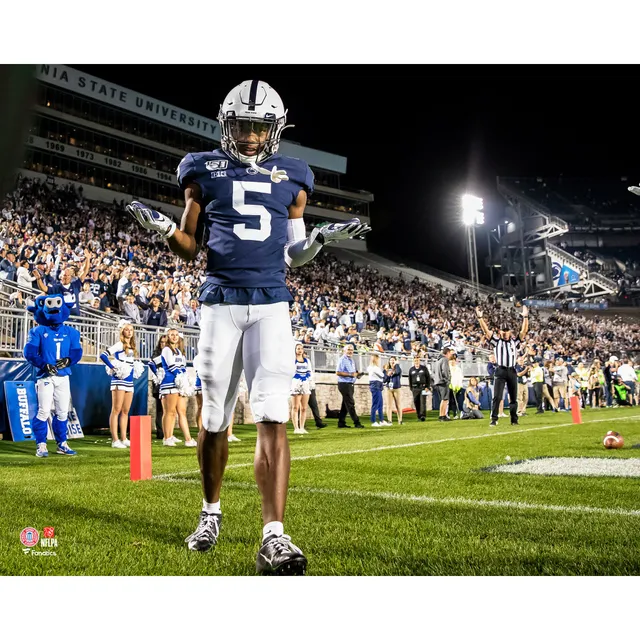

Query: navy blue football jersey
left=177, top=149, right=314, bottom=305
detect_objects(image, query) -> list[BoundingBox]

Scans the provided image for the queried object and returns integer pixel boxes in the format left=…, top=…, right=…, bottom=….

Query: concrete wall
left=147, top=371, right=426, bottom=428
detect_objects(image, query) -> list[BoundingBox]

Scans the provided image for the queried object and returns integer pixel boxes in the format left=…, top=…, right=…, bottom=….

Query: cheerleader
left=148, top=334, right=168, bottom=439
left=291, top=343, right=312, bottom=434
left=101, top=320, right=144, bottom=449
left=160, top=328, right=197, bottom=447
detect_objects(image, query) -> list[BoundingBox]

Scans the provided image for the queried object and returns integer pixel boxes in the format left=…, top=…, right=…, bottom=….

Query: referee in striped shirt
left=475, top=305, right=529, bottom=427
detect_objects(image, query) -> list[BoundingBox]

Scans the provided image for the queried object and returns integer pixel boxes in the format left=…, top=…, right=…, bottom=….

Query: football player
left=127, top=80, right=370, bottom=575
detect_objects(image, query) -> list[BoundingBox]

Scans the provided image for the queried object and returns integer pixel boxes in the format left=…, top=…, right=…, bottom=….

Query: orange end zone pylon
left=569, top=396, right=582, bottom=424
left=130, top=415, right=152, bottom=481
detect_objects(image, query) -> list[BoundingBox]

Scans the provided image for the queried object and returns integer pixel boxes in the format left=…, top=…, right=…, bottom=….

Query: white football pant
left=197, top=302, right=295, bottom=432
left=35, top=375, right=71, bottom=422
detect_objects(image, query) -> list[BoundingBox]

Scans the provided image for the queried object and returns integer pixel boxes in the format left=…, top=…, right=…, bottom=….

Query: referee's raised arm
left=475, top=307, right=494, bottom=341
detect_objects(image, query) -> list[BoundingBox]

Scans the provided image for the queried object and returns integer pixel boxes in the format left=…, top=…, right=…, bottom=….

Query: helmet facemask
left=219, top=113, right=288, bottom=165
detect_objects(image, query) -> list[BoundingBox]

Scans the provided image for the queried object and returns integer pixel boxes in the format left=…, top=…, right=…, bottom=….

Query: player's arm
left=284, top=191, right=371, bottom=268
left=23, top=328, right=46, bottom=368
left=519, top=305, right=529, bottom=341
left=475, top=307, right=493, bottom=340
left=126, top=184, right=203, bottom=262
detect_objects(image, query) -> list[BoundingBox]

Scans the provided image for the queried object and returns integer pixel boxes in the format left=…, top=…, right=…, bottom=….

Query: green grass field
left=1, top=407, right=640, bottom=576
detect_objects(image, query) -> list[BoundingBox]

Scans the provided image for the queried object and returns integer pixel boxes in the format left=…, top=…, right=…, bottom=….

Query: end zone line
left=158, top=479, right=640, bottom=519
left=152, top=414, right=638, bottom=481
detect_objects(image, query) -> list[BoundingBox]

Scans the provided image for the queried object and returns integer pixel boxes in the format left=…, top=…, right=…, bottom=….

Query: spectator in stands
left=335, top=343, right=364, bottom=429
left=16, top=259, right=37, bottom=292
left=408, top=356, right=431, bottom=421
left=78, top=282, right=94, bottom=305
left=144, top=297, right=168, bottom=327
left=0, top=251, right=17, bottom=282
left=383, top=356, right=403, bottom=425
left=122, top=292, right=141, bottom=324
left=184, top=299, right=201, bottom=328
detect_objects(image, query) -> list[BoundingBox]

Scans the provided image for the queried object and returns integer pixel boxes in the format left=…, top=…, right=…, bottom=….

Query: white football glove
left=311, top=218, right=371, bottom=246
left=629, top=184, right=640, bottom=197
left=126, top=201, right=177, bottom=239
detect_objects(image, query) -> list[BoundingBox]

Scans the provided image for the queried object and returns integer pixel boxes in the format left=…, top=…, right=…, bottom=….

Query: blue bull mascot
left=23, top=294, right=83, bottom=457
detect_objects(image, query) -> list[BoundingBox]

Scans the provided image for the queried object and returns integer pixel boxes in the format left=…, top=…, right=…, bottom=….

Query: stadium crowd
left=1, top=176, right=639, bottom=369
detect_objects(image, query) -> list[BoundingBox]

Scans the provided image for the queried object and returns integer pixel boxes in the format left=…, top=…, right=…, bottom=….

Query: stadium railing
left=0, top=306, right=490, bottom=378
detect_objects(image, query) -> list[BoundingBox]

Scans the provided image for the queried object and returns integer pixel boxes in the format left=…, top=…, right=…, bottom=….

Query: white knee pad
left=36, top=409, right=51, bottom=421
left=56, top=411, right=68, bottom=422
left=251, top=392, right=290, bottom=424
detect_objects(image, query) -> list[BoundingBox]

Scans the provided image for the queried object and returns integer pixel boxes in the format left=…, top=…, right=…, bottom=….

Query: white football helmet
left=218, top=80, right=290, bottom=165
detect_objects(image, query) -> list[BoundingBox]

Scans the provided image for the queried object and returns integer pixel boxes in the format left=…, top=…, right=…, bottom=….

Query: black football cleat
left=256, top=534, right=307, bottom=575
left=185, top=511, right=222, bottom=552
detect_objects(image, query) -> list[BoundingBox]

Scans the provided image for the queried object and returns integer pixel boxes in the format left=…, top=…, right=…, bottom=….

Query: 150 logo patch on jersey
left=205, top=159, right=228, bottom=171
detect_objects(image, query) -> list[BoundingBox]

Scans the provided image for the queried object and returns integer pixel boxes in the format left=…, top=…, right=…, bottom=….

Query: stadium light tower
left=462, top=194, right=484, bottom=291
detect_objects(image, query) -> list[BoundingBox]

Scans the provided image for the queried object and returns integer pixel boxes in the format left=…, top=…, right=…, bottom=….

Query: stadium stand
left=1, top=177, right=638, bottom=374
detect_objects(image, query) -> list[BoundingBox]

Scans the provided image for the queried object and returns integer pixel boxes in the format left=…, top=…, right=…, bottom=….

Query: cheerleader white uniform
left=195, top=373, right=202, bottom=396
left=160, top=346, right=187, bottom=397
left=291, top=357, right=312, bottom=396
left=100, top=341, right=135, bottom=392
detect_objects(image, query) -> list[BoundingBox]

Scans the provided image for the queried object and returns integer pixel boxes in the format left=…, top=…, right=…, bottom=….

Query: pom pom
left=113, top=361, right=132, bottom=380
left=132, top=360, right=145, bottom=379
left=174, top=372, right=196, bottom=397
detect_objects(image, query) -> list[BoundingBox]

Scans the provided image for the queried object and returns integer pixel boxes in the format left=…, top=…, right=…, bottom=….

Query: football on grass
left=603, top=431, right=624, bottom=449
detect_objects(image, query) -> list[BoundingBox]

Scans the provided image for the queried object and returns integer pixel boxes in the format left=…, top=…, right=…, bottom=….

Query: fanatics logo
left=205, top=160, right=228, bottom=171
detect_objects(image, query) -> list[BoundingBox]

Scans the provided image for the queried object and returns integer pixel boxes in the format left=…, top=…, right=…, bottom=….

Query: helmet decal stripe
left=248, top=80, right=259, bottom=111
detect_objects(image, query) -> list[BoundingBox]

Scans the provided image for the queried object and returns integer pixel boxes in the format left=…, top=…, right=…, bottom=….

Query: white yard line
left=159, top=479, right=640, bottom=518
left=152, top=414, right=639, bottom=481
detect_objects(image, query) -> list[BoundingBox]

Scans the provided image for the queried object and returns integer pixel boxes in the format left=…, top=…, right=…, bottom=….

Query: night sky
left=74, top=65, right=640, bottom=281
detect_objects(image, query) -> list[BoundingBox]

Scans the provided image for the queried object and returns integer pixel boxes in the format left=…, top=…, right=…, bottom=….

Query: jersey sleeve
left=303, top=163, right=314, bottom=196
left=108, top=341, right=123, bottom=356
left=176, top=153, right=200, bottom=191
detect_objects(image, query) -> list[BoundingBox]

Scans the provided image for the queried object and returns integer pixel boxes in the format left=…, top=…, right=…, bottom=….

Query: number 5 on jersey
left=232, top=181, right=272, bottom=242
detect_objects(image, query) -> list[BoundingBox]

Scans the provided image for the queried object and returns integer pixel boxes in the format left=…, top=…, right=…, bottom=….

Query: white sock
left=263, top=521, right=284, bottom=541
left=203, top=499, right=221, bottom=514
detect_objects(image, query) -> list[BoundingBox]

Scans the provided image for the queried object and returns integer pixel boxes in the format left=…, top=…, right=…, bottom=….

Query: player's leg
left=243, top=302, right=305, bottom=575
left=52, top=377, right=76, bottom=455
left=33, top=378, right=54, bottom=456
left=176, top=396, right=196, bottom=446
left=162, top=393, right=179, bottom=443
left=110, top=389, right=124, bottom=444
left=187, top=303, right=244, bottom=552
left=119, top=391, right=134, bottom=444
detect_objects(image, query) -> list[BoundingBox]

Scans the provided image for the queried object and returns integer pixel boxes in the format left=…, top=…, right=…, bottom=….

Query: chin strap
left=249, top=162, right=289, bottom=184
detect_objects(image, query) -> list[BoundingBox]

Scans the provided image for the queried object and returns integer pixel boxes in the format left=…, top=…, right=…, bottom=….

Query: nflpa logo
left=43, top=527, right=55, bottom=539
